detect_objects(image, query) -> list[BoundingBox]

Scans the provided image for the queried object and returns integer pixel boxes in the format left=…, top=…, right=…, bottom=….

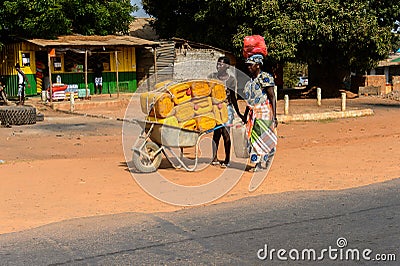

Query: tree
left=143, top=0, right=400, bottom=96
left=0, top=0, right=137, bottom=39
left=142, top=0, right=206, bottom=42
left=60, top=0, right=136, bottom=36
left=0, top=0, right=71, bottom=39
left=293, top=0, right=395, bottom=95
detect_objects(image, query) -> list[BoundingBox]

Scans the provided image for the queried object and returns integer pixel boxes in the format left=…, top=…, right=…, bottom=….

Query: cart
left=131, top=119, right=224, bottom=173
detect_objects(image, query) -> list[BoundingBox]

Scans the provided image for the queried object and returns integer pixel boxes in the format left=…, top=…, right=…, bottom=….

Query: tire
left=0, top=106, right=37, bottom=126
left=132, top=141, right=162, bottom=173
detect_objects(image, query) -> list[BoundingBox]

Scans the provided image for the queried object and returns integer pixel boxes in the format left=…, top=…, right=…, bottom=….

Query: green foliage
left=142, top=0, right=250, bottom=52
left=143, top=0, right=399, bottom=93
left=296, top=0, right=393, bottom=72
left=143, top=0, right=399, bottom=65
left=60, top=0, right=135, bottom=36
left=0, top=0, right=136, bottom=39
left=0, top=0, right=70, bottom=38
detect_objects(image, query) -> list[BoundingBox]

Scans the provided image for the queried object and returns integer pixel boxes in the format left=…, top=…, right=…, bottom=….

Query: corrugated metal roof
left=156, top=41, right=175, bottom=68
left=26, top=35, right=159, bottom=47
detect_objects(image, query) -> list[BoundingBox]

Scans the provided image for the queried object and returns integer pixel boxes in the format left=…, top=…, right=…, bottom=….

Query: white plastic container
left=231, top=122, right=250, bottom=158
left=41, top=90, right=47, bottom=102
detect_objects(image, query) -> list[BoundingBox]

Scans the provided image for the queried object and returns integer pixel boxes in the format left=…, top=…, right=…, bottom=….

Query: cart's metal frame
left=132, top=119, right=223, bottom=172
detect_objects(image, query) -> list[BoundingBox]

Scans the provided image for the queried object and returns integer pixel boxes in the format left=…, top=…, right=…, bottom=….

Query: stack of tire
left=0, top=106, right=37, bottom=126
left=140, top=79, right=228, bottom=131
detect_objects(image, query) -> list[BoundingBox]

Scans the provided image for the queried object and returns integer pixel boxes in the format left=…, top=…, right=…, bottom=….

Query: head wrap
left=245, top=54, right=264, bottom=65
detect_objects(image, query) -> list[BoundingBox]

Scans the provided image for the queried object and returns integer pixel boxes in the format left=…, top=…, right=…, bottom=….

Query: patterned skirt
left=246, top=102, right=277, bottom=163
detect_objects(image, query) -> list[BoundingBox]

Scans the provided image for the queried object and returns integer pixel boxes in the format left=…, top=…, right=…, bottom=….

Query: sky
left=131, top=0, right=150, bottom=17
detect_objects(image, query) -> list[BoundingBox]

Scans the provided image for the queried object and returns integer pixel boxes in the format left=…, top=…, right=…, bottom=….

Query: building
left=356, top=52, right=400, bottom=95
left=369, top=52, right=400, bottom=84
left=0, top=35, right=159, bottom=98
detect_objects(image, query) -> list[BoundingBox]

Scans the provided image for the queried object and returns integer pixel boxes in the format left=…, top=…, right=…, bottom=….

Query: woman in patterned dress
left=242, top=54, right=278, bottom=172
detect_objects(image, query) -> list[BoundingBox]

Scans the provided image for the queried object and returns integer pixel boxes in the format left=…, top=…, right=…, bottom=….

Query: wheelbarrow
left=131, top=119, right=224, bottom=173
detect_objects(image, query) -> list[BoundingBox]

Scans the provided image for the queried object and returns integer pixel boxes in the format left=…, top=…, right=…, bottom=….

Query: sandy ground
left=0, top=95, right=399, bottom=234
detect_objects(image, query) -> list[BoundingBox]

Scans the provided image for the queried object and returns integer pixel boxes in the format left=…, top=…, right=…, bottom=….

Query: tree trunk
left=308, top=63, right=349, bottom=98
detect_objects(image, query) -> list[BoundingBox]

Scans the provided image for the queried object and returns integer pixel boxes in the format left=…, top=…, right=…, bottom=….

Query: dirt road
left=0, top=96, right=399, bottom=234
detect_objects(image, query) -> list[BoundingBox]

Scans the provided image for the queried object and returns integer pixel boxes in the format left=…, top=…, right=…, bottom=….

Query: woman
left=242, top=54, right=278, bottom=172
left=208, top=56, right=242, bottom=168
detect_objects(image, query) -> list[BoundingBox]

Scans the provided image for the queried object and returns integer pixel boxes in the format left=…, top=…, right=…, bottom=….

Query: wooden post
left=70, top=91, right=74, bottom=112
left=115, top=50, right=119, bottom=98
left=153, top=47, right=158, bottom=84
left=317, top=87, right=322, bottom=106
left=85, top=49, right=88, bottom=98
left=341, top=92, right=346, bottom=111
left=284, top=94, right=289, bottom=115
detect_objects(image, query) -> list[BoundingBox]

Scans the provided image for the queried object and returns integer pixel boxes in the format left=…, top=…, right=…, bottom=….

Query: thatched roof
left=26, top=35, right=159, bottom=48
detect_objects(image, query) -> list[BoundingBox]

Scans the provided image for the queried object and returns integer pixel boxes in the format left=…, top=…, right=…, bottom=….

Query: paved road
left=1, top=179, right=399, bottom=265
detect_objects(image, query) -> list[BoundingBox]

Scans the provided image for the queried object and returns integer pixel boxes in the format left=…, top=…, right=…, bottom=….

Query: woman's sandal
left=249, top=163, right=263, bottom=172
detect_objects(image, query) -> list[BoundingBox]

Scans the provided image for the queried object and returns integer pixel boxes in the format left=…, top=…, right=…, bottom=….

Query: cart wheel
left=132, top=141, right=162, bottom=173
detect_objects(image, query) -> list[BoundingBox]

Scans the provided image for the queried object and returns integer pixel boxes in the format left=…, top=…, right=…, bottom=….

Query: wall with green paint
left=3, top=71, right=137, bottom=97
left=51, top=71, right=137, bottom=95
left=2, top=74, right=37, bottom=99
